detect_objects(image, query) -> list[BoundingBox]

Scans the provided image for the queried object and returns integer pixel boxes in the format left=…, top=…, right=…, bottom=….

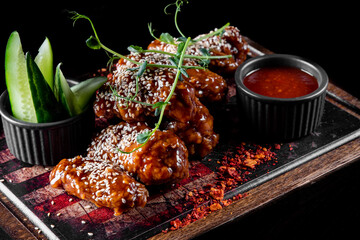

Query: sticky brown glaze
left=165, top=95, right=219, bottom=157
left=86, top=122, right=189, bottom=185
left=49, top=156, right=148, bottom=216
left=93, top=53, right=219, bottom=157
left=147, top=26, right=249, bottom=75
left=183, top=68, right=227, bottom=102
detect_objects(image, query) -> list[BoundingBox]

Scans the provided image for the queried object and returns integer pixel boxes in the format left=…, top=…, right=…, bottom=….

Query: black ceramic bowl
left=235, top=54, right=328, bottom=140
left=0, top=90, right=94, bottom=166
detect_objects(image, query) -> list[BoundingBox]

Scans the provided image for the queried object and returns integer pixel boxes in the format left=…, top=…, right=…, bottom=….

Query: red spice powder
left=164, top=143, right=278, bottom=233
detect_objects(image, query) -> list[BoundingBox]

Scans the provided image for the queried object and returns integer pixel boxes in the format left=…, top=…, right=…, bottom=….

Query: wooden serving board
left=1, top=39, right=360, bottom=240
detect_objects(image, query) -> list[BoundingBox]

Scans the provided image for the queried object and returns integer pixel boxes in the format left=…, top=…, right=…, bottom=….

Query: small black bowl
left=0, top=90, right=94, bottom=166
left=235, top=54, right=328, bottom=140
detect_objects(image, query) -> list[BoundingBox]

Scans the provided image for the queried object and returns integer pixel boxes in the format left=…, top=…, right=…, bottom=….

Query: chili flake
left=166, top=143, right=278, bottom=233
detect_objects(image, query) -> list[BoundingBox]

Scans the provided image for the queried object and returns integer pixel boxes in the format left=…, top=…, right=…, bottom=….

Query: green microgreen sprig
left=164, top=0, right=188, bottom=38
left=70, top=0, right=232, bottom=154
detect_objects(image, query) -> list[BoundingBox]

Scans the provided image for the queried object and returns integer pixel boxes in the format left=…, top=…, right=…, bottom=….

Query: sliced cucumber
left=35, top=37, right=53, bottom=90
left=5, top=31, right=37, bottom=122
left=71, top=76, right=107, bottom=113
left=54, top=63, right=76, bottom=116
left=54, top=63, right=106, bottom=116
left=5, top=32, right=105, bottom=122
left=26, top=53, right=65, bottom=123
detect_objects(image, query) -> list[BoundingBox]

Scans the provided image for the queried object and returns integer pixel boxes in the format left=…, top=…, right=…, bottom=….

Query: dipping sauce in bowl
left=243, top=67, right=319, bottom=98
left=235, top=54, right=329, bottom=140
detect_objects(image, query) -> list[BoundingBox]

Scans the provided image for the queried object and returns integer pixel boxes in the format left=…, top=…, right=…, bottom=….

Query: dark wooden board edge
left=0, top=191, right=46, bottom=240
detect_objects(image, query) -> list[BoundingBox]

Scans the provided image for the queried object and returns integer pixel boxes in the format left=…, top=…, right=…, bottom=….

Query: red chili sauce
left=243, top=67, right=318, bottom=98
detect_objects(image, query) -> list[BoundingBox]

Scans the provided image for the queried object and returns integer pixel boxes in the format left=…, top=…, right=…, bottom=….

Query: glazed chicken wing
left=50, top=156, right=148, bottom=216
left=50, top=121, right=189, bottom=215
left=86, top=122, right=189, bottom=185
left=148, top=26, right=249, bottom=75
left=183, top=67, right=227, bottom=102
left=94, top=53, right=219, bottom=157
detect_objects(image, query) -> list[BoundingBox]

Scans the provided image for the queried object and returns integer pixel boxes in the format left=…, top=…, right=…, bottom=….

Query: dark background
left=1, top=1, right=359, bottom=239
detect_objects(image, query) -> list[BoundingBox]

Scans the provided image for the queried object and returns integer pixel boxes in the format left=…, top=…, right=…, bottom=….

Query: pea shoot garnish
left=70, top=0, right=232, bottom=154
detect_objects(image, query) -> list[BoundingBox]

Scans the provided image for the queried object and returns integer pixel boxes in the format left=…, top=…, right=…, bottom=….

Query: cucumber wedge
left=5, top=31, right=103, bottom=123
left=54, top=63, right=76, bottom=116
left=35, top=37, right=53, bottom=90
left=54, top=63, right=106, bottom=116
left=5, top=31, right=37, bottom=122
left=26, top=53, right=65, bottom=123
left=71, top=76, right=107, bottom=113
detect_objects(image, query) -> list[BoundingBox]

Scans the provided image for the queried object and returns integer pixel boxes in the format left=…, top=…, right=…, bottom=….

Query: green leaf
left=168, top=56, right=179, bottom=66
left=198, top=48, right=211, bottom=66
left=199, top=48, right=210, bottom=56
left=152, top=101, right=167, bottom=116
left=180, top=68, right=188, bottom=78
left=152, top=101, right=166, bottom=109
left=137, top=61, right=147, bottom=77
left=176, top=42, right=185, bottom=57
left=160, top=32, right=175, bottom=44
left=128, top=45, right=144, bottom=53
left=137, top=130, right=151, bottom=144
left=154, top=107, right=161, bottom=117
left=169, top=57, right=188, bottom=79
left=126, top=66, right=140, bottom=72
left=86, top=36, right=101, bottom=50
left=177, top=37, right=187, bottom=42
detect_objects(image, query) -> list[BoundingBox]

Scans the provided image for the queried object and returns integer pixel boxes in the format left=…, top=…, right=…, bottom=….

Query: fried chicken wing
left=164, top=95, right=219, bottom=157
left=148, top=26, right=249, bottom=75
left=86, top=122, right=189, bottom=185
left=183, top=68, right=227, bottom=102
left=94, top=53, right=219, bottom=157
left=49, top=156, right=148, bottom=216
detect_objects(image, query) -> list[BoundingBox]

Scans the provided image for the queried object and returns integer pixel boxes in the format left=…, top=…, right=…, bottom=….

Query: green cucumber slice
left=54, top=63, right=76, bottom=116
left=55, top=64, right=106, bottom=116
left=5, top=31, right=37, bottom=122
left=26, top=53, right=65, bottom=123
left=35, top=37, right=53, bottom=90
left=71, top=76, right=107, bottom=113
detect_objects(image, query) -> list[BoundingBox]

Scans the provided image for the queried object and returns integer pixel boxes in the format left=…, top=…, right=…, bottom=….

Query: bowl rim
left=0, top=90, right=85, bottom=129
left=235, top=54, right=329, bottom=102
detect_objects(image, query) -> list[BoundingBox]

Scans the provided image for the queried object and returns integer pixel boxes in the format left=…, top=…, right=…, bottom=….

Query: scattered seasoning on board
left=164, top=143, right=279, bottom=233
